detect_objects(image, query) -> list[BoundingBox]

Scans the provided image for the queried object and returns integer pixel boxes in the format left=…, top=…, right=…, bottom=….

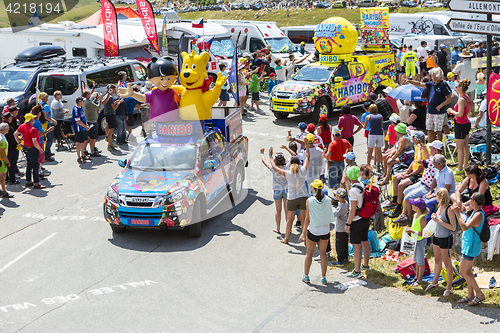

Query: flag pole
left=487, top=13, right=493, bottom=164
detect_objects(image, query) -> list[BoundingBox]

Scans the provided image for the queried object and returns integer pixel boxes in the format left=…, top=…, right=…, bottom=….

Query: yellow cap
left=447, top=72, right=455, bottom=79
left=311, top=179, right=323, bottom=189
left=37, top=92, right=47, bottom=101
left=24, top=113, right=35, bottom=122
left=306, top=133, right=315, bottom=143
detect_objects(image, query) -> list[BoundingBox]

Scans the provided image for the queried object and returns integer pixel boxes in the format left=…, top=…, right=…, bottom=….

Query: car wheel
left=273, top=112, right=289, bottom=119
left=98, top=111, right=107, bottom=135
left=188, top=200, right=202, bottom=238
left=232, top=166, right=244, bottom=200
left=311, top=97, right=330, bottom=124
left=111, top=225, right=125, bottom=233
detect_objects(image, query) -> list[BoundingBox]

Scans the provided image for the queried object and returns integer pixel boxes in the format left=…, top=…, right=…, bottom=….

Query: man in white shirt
left=298, top=134, right=324, bottom=195
left=416, top=41, right=428, bottom=80
left=453, top=48, right=477, bottom=107
left=471, top=92, right=487, bottom=128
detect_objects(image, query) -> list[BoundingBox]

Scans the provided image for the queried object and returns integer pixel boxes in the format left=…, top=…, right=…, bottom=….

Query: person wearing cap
left=364, top=104, right=384, bottom=172
left=287, top=122, right=307, bottom=152
left=406, top=67, right=453, bottom=143
left=297, top=133, right=324, bottom=195
left=0, top=122, right=14, bottom=197
left=3, top=111, right=19, bottom=186
left=344, top=165, right=371, bottom=278
left=453, top=49, right=477, bottom=106
left=270, top=140, right=310, bottom=245
left=383, top=86, right=398, bottom=115
left=405, top=198, right=429, bottom=287
left=299, top=41, right=307, bottom=55
left=330, top=187, right=349, bottom=266
left=325, top=127, right=352, bottom=190
left=378, top=122, right=413, bottom=186
left=3, top=97, right=15, bottom=114
left=338, top=104, right=362, bottom=146
left=400, top=44, right=418, bottom=79
left=416, top=41, right=428, bottom=80
left=394, top=141, right=442, bottom=223
left=73, top=97, right=92, bottom=163
left=317, top=114, right=332, bottom=150
left=293, top=123, right=324, bottom=150
left=340, top=151, right=356, bottom=190
left=267, top=72, right=277, bottom=95
left=384, top=130, right=425, bottom=217
left=387, top=113, right=400, bottom=147
left=37, top=92, right=55, bottom=162
left=447, top=72, right=456, bottom=89
left=437, top=44, right=449, bottom=76
left=13, top=113, right=45, bottom=189
left=298, top=178, right=333, bottom=285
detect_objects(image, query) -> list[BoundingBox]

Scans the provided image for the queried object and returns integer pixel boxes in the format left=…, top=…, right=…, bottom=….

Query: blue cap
left=298, top=122, right=307, bottom=130
left=343, top=152, right=356, bottom=160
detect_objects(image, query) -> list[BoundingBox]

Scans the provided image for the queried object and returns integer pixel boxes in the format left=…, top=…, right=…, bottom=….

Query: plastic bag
left=400, top=230, right=418, bottom=255
left=422, top=220, right=437, bottom=238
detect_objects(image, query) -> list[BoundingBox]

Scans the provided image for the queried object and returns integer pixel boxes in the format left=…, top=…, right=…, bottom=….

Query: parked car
left=424, top=1, right=444, bottom=7
left=314, top=2, right=331, bottom=8
left=358, top=0, right=378, bottom=7
left=251, top=3, right=263, bottom=10
left=400, top=1, right=417, bottom=7
left=332, top=1, right=345, bottom=8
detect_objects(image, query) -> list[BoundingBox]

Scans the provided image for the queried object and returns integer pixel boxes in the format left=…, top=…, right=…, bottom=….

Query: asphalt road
left=0, top=99, right=499, bottom=332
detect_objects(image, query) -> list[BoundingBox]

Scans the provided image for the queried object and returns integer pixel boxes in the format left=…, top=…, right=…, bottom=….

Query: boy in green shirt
left=249, top=66, right=265, bottom=112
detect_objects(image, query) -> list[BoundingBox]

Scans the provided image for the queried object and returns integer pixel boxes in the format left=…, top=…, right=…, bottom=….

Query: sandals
left=443, top=290, right=453, bottom=297
left=425, top=283, right=438, bottom=292
left=458, top=296, right=473, bottom=304
left=280, top=238, right=289, bottom=244
left=273, top=229, right=280, bottom=234
left=409, top=281, right=419, bottom=287
left=468, top=295, right=485, bottom=306
left=77, top=157, right=84, bottom=163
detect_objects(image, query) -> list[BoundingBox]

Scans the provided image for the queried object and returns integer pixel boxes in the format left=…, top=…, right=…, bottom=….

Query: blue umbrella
left=387, top=85, right=424, bottom=102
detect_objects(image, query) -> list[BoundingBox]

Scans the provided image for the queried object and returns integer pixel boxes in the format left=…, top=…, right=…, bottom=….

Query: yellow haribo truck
left=270, top=14, right=396, bottom=123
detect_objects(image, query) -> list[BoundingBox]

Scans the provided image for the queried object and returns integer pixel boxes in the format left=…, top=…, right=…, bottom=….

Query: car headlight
left=152, top=196, right=168, bottom=208
left=106, top=187, right=119, bottom=204
left=169, top=188, right=186, bottom=202
left=294, top=90, right=311, bottom=100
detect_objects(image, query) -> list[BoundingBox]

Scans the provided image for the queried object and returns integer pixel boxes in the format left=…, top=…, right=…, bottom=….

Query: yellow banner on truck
left=360, top=7, right=390, bottom=52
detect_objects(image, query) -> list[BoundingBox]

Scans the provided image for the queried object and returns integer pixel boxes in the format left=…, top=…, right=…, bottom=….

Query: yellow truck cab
left=270, top=17, right=396, bottom=123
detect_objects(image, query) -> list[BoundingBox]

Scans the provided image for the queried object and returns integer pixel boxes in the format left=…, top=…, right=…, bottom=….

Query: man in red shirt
left=14, top=113, right=45, bottom=189
left=325, top=127, right=352, bottom=189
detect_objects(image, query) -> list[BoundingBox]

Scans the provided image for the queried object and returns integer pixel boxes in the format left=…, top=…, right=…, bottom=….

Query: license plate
left=130, top=197, right=149, bottom=203
left=128, top=218, right=154, bottom=226
left=274, top=107, right=292, bottom=112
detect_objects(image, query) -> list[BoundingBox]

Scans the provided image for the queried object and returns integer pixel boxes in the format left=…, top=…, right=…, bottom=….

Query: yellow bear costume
left=178, top=51, right=227, bottom=120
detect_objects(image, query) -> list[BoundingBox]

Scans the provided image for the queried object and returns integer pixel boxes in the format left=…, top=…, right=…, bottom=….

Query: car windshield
left=210, top=38, right=236, bottom=58
left=265, top=37, right=298, bottom=53
left=0, top=69, right=34, bottom=92
left=128, top=143, right=196, bottom=171
left=293, top=66, right=333, bottom=83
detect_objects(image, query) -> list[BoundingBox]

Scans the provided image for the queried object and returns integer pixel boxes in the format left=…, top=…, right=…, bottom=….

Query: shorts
left=383, top=120, right=391, bottom=131
left=455, top=121, right=471, bottom=140
left=251, top=92, right=260, bottom=101
left=220, top=89, right=229, bottom=101
left=419, top=62, right=427, bottom=73
left=0, top=160, right=7, bottom=173
left=403, top=182, right=429, bottom=200
left=364, top=129, right=369, bottom=138
left=238, top=89, right=246, bottom=97
left=409, top=175, right=420, bottom=183
left=426, top=113, right=446, bottom=132
left=105, top=114, right=117, bottom=129
left=75, top=130, right=87, bottom=143
left=87, top=122, right=98, bottom=139
left=307, top=229, right=330, bottom=242
left=140, top=108, right=150, bottom=123
left=127, top=114, right=135, bottom=127
left=413, top=238, right=427, bottom=266
left=273, top=189, right=288, bottom=200
left=433, top=235, right=453, bottom=249
left=461, top=253, right=475, bottom=261
left=349, top=217, right=370, bottom=245
left=39, top=151, right=45, bottom=164
left=405, top=64, right=416, bottom=77
left=287, top=196, right=307, bottom=211
left=368, top=134, right=384, bottom=148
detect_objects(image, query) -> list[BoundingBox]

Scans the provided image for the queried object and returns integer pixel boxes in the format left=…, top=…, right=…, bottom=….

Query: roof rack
left=42, top=56, right=129, bottom=72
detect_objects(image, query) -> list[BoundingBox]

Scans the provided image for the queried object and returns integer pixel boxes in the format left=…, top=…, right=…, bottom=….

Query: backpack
left=39, top=102, right=48, bottom=124
left=353, top=183, right=380, bottom=219
left=473, top=210, right=490, bottom=242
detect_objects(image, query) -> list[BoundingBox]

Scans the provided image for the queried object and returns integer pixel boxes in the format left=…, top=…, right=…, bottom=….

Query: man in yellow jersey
left=400, top=45, right=418, bottom=79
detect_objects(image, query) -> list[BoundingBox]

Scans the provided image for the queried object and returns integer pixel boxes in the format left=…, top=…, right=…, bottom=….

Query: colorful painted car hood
left=274, top=80, right=322, bottom=93
left=115, top=169, right=193, bottom=196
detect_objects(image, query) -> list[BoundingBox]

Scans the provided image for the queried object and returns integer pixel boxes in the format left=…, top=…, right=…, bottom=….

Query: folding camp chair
left=443, top=134, right=456, bottom=165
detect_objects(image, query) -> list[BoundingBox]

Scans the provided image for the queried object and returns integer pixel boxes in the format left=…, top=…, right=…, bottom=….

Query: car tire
left=188, top=200, right=202, bottom=238
left=232, top=166, right=244, bottom=200
left=311, top=97, right=330, bottom=124
left=273, top=112, right=289, bottom=119
left=98, top=111, right=107, bottom=135
left=111, top=225, right=125, bottom=233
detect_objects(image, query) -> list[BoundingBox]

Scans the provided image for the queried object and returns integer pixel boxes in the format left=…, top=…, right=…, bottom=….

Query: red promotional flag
left=101, top=0, right=119, bottom=57
left=135, top=0, right=160, bottom=54
left=488, top=73, right=500, bottom=126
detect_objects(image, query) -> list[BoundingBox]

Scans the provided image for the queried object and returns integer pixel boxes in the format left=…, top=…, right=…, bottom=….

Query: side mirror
left=118, top=159, right=127, bottom=168
left=334, top=77, right=343, bottom=83
left=204, top=159, right=217, bottom=169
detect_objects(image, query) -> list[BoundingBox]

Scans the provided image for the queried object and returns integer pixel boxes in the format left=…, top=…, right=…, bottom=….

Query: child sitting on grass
left=330, top=188, right=349, bottom=266
left=406, top=198, right=428, bottom=287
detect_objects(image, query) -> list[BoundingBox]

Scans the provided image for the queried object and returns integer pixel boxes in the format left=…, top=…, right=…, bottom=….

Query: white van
left=402, top=35, right=464, bottom=53
left=36, top=58, right=148, bottom=133
left=389, top=13, right=467, bottom=37
left=281, top=25, right=317, bottom=52
left=207, top=19, right=311, bottom=67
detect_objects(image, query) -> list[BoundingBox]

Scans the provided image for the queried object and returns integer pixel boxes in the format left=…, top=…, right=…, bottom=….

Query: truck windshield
left=210, top=38, right=236, bottom=58
left=293, top=66, right=333, bottom=83
left=265, top=37, right=297, bottom=53
left=0, top=69, right=34, bottom=92
left=128, top=143, right=196, bottom=171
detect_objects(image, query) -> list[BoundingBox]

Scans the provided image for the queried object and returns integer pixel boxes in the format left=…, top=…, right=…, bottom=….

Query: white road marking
left=0, top=233, right=57, bottom=274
